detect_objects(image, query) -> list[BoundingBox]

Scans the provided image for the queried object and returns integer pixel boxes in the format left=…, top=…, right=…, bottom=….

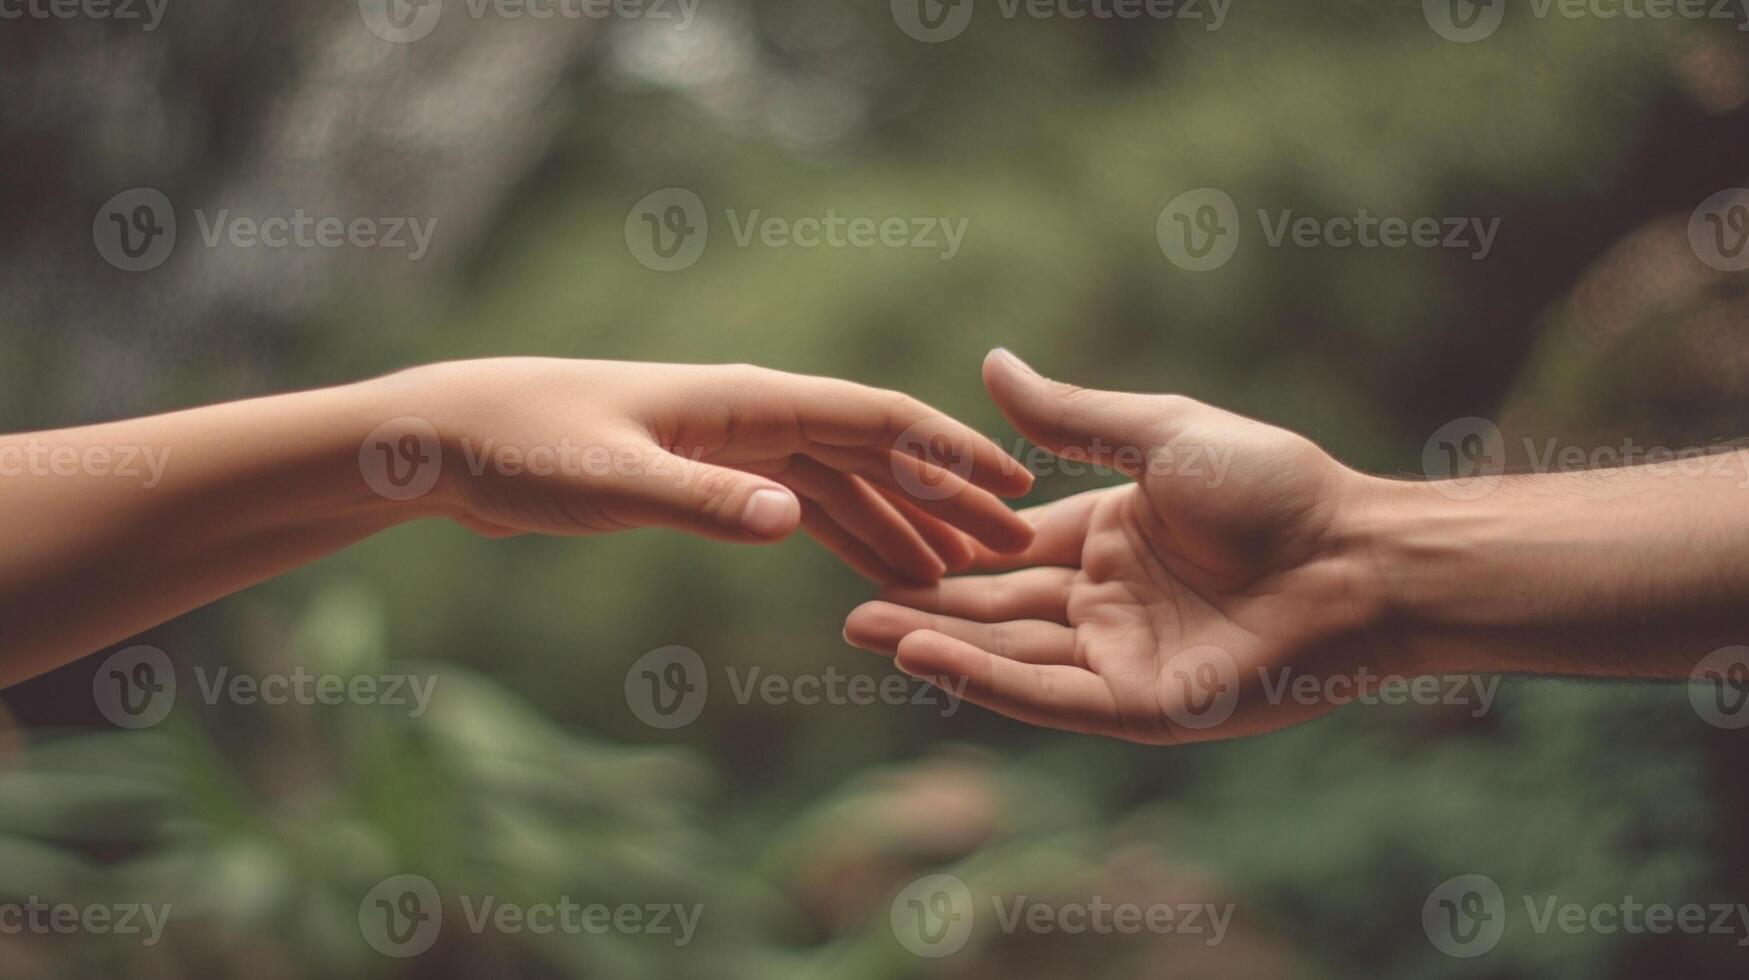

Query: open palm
left=844, top=351, right=1382, bottom=743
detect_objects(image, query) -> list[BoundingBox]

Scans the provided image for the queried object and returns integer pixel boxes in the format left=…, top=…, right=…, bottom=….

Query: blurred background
left=3, top=1, right=1749, bottom=976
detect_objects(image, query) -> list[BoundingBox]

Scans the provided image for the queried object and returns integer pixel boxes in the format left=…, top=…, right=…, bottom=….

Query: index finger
left=769, top=371, right=1035, bottom=498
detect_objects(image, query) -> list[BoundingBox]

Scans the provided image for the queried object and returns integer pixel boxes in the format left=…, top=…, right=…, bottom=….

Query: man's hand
left=845, top=349, right=1386, bottom=743
left=848, top=350, right=1749, bottom=743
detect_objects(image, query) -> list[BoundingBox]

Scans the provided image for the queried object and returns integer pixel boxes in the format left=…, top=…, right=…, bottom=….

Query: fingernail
left=741, top=488, right=797, bottom=538
left=991, top=347, right=1039, bottom=376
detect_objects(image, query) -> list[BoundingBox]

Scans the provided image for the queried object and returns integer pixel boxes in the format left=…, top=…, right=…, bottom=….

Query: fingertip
left=985, top=347, right=1035, bottom=381
left=895, top=628, right=976, bottom=680
left=740, top=486, right=801, bottom=539
left=903, top=555, right=948, bottom=585
left=843, top=601, right=903, bottom=653
left=986, top=514, right=1037, bottom=555
left=987, top=450, right=1036, bottom=497
left=942, top=543, right=977, bottom=574
left=923, top=529, right=977, bottom=573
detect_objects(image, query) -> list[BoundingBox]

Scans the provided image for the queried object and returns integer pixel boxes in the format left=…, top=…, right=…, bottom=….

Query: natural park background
left=3, top=1, right=1749, bottom=977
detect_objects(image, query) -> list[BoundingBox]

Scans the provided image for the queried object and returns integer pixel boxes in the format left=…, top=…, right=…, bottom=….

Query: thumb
left=982, top=349, right=1186, bottom=476
left=602, top=450, right=802, bottom=542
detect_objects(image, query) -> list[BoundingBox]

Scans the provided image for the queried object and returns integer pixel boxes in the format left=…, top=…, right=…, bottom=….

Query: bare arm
left=1356, top=459, right=1749, bottom=679
left=0, top=358, right=1033, bottom=688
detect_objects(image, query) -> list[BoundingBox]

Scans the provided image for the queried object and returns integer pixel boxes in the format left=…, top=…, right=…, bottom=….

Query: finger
left=982, top=349, right=1201, bottom=475
left=874, top=487, right=978, bottom=572
left=598, top=448, right=801, bottom=542
left=845, top=601, right=1079, bottom=666
left=958, top=488, right=1108, bottom=572
left=895, top=630, right=1120, bottom=737
left=777, top=373, right=1035, bottom=497
left=804, top=444, right=1034, bottom=554
left=799, top=499, right=898, bottom=584
left=778, top=458, right=945, bottom=583
left=873, top=567, right=1076, bottom=625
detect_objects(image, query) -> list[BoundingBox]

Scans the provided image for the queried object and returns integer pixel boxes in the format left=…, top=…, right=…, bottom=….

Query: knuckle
left=1052, top=380, right=1099, bottom=406
left=720, top=363, right=768, bottom=390
left=1153, top=392, right=1192, bottom=414
left=691, top=469, right=745, bottom=521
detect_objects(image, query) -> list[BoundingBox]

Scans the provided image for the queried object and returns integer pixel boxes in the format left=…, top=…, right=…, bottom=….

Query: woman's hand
left=844, top=350, right=1381, bottom=744
left=397, top=358, right=1034, bottom=582
left=0, top=357, right=1032, bottom=685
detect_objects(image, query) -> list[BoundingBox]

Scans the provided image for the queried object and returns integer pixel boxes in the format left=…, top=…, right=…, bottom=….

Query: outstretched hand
left=0, top=357, right=1035, bottom=685
left=844, top=350, right=1383, bottom=743
left=402, top=358, right=1035, bottom=583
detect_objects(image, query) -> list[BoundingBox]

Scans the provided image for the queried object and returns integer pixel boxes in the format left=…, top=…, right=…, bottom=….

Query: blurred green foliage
left=4, top=2, right=1749, bottom=977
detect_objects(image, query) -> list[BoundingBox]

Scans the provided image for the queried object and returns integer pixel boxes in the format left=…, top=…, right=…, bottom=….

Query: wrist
left=1338, top=471, right=1641, bottom=677
left=1338, top=474, right=1523, bottom=678
left=340, top=366, right=472, bottom=524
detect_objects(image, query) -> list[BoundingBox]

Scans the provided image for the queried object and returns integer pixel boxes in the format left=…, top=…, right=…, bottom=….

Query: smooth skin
left=0, top=358, right=1034, bottom=688
left=845, top=349, right=1749, bottom=744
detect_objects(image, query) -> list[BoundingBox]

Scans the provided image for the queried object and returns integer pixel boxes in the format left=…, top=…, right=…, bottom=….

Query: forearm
left=1352, top=453, right=1749, bottom=678
left=0, top=372, right=437, bottom=685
